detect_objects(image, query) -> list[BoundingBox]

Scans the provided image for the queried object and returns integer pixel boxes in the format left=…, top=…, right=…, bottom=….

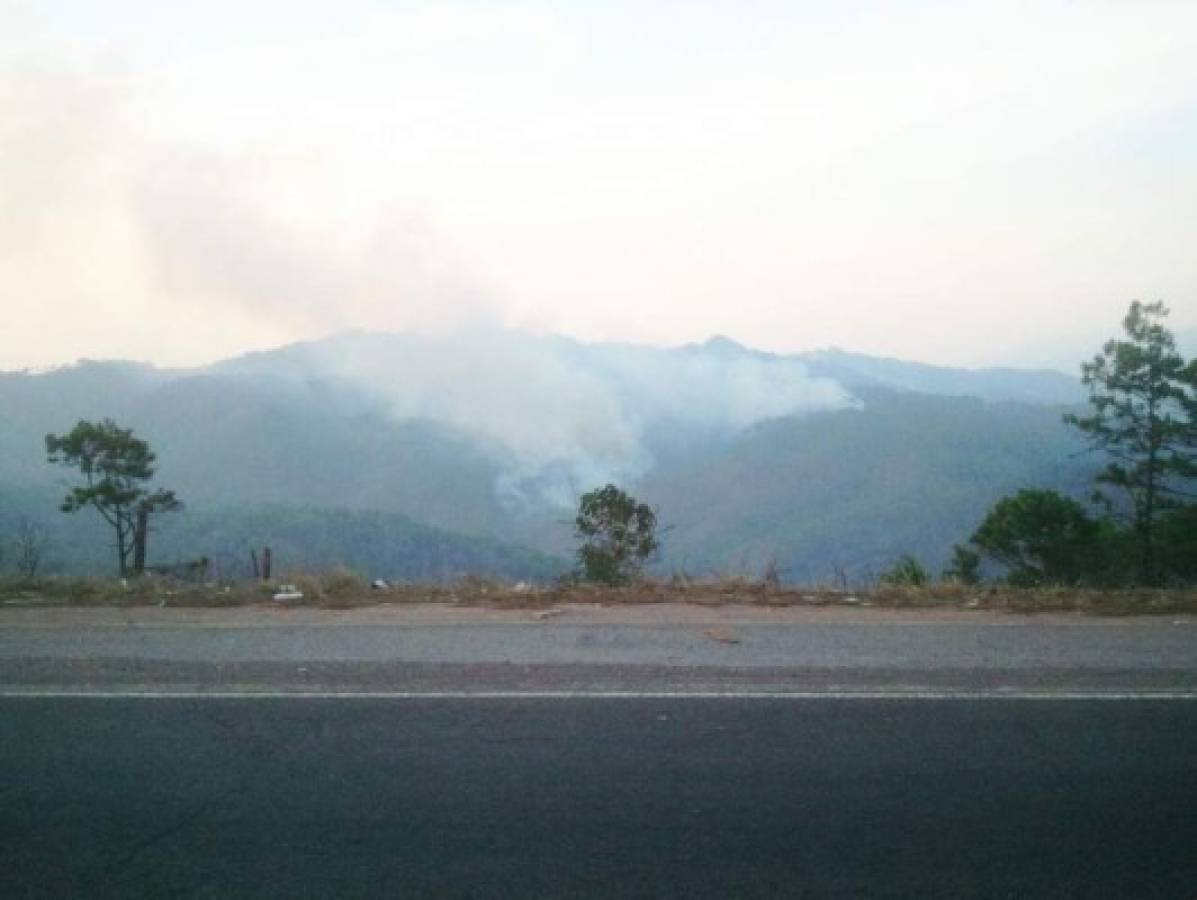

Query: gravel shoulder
left=1, top=603, right=1193, bottom=694
left=3, top=601, right=1195, bottom=628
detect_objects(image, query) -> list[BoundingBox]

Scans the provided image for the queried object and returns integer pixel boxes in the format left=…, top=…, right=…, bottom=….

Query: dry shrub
left=43, top=576, right=121, bottom=606
left=872, top=582, right=968, bottom=607
left=318, top=569, right=363, bottom=598
left=288, top=574, right=325, bottom=605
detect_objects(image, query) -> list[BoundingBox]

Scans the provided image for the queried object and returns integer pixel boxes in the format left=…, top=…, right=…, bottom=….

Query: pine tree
left=1064, top=302, right=1197, bottom=584
left=45, top=419, right=182, bottom=576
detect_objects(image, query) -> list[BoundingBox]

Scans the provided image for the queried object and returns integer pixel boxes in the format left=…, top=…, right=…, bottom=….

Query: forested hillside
left=0, top=332, right=1091, bottom=581
left=641, top=388, right=1095, bottom=583
left=0, top=482, right=559, bottom=581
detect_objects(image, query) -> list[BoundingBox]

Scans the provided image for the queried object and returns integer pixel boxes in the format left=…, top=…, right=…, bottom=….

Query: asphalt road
left=3, top=696, right=1196, bottom=899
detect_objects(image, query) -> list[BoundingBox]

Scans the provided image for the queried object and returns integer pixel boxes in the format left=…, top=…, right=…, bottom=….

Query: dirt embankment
left=2, top=573, right=1195, bottom=618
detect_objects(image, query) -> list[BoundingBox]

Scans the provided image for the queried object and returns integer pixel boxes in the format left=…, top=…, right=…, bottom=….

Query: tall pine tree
left=1064, top=302, right=1197, bottom=585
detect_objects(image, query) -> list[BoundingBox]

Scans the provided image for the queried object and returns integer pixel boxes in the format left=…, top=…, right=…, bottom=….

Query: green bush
left=574, top=484, right=658, bottom=586
left=880, top=555, right=930, bottom=587
left=969, top=489, right=1105, bottom=586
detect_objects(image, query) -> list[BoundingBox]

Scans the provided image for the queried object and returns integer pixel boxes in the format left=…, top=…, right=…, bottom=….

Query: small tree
left=13, top=517, right=49, bottom=578
left=968, top=489, right=1104, bottom=586
left=1064, top=301, right=1197, bottom=584
left=45, top=419, right=181, bottom=576
left=942, top=544, right=981, bottom=585
left=575, top=484, right=658, bottom=585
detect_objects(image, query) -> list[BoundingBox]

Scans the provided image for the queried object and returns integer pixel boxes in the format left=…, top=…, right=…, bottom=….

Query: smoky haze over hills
left=211, top=331, right=861, bottom=508
left=0, top=330, right=1091, bottom=582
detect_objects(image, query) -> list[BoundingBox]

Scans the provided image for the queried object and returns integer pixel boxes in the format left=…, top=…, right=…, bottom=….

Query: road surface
left=3, top=696, right=1196, bottom=899
left=2, top=605, right=1194, bottom=897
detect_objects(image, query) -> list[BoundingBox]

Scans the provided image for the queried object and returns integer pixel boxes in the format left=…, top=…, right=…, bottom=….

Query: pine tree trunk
left=133, top=508, right=149, bottom=576
left=116, top=515, right=129, bottom=577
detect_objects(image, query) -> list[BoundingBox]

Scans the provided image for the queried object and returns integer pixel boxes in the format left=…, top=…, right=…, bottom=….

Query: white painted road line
left=1, top=689, right=1195, bottom=700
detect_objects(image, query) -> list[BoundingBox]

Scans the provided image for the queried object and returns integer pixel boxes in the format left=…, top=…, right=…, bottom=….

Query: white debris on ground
left=273, top=585, right=304, bottom=602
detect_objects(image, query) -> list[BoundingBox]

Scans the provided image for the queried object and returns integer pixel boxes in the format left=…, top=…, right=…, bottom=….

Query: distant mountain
left=797, top=348, right=1084, bottom=405
left=0, top=330, right=1096, bottom=581
left=641, top=387, right=1094, bottom=583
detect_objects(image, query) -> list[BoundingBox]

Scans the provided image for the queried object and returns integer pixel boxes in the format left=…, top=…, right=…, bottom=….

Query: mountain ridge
left=0, top=329, right=1092, bottom=581
left=7, top=329, right=1082, bottom=402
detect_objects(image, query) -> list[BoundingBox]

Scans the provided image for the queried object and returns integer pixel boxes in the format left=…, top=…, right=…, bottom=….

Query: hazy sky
left=2, top=0, right=1194, bottom=371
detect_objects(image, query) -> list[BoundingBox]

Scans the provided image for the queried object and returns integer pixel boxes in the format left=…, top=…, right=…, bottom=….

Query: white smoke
left=255, top=330, right=855, bottom=508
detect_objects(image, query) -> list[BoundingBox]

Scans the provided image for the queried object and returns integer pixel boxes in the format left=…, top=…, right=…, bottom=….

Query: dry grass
left=0, top=573, right=1194, bottom=616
